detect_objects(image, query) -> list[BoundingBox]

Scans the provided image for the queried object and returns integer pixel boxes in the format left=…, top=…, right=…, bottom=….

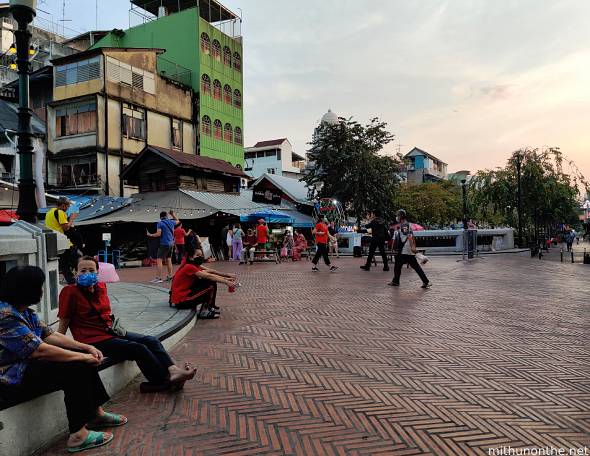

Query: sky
left=36, top=0, right=590, bottom=178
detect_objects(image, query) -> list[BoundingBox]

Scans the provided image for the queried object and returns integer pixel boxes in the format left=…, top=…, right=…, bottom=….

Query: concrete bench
left=0, top=308, right=197, bottom=456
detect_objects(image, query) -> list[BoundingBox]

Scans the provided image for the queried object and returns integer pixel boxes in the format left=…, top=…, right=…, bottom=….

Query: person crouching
left=170, top=246, right=238, bottom=318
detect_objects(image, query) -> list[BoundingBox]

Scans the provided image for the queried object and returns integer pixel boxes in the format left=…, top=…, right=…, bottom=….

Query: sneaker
left=329, top=266, right=338, bottom=272
left=383, top=266, right=390, bottom=272
left=360, top=265, right=370, bottom=271
left=312, top=266, right=319, bottom=272
left=165, top=276, right=172, bottom=282
left=150, top=278, right=163, bottom=283
left=198, top=308, right=220, bottom=319
left=421, top=282, right=431, bottom=289
left=388, top=281, right=399, bottom=287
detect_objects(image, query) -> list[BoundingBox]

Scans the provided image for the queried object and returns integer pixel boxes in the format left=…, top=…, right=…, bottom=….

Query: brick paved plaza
left=40, top=254, right=590, bottom=455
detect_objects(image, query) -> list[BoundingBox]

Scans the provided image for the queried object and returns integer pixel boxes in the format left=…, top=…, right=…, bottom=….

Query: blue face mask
left=77, top=272, right=99, bottom=287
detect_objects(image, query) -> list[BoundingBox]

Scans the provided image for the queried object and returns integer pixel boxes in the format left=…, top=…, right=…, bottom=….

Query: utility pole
left=11, top=0, right=38, bottom=224
left=516, top=153, right=523, bottom=248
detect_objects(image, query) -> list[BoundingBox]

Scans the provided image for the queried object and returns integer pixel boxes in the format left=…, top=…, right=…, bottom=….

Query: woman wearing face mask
left=0, top=266, right=125, bottom=453
left=170, top=246, right=237, bottom=317
left=58, top=257, right=196, bottom=393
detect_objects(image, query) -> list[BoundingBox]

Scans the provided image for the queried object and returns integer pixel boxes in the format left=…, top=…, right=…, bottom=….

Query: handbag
left=108, top=314, right=127, bottom=337
left=415, top=252, right=429, bottom=265
left=280, top=246, right=288, bottom=257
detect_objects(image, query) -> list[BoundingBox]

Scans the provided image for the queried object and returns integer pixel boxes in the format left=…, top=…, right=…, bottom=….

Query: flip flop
left=87, top=412, right=128, bottom=430
left=67, top=430, right=113, bottom=453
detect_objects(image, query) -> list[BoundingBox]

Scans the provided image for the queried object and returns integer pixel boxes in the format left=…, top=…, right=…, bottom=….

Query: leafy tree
left=468, top=148, right=586, bottom=244
left=302, top=117, right=402, bottom=222
left=393, top=181, right=463, bottom=227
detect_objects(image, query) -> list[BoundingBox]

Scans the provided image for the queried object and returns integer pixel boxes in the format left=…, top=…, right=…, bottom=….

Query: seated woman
left=171, top=246, right=237, bottom=317
left=0, top=266, right=126, bottom=453
left=58, top=257, right=196, bottom=393
left=292, top=230, right=308, bottom=261
left=240, top=229, right=257, bottom=265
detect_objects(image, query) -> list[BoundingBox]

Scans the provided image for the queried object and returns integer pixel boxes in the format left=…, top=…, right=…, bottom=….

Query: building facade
left=47, top=47, right=195, bottom=197
left=91, top=0, right=244, bottom=168
left=404, top=147, right=448, bottom=183
left=244, top=139, right=306, bottom=180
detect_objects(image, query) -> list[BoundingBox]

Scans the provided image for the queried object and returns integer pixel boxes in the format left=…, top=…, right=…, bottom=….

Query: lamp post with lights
left=10, top=0, right=37, bottom=223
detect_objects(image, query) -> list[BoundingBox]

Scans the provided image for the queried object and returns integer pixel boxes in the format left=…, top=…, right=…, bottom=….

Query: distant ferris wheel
left=313, top=198, right=346, bottom=228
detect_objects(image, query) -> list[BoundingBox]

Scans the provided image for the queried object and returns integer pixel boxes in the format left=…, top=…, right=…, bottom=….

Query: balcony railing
left=157, top=56, right=192, bottom=87
left=54, top=174, right=101, bottom=188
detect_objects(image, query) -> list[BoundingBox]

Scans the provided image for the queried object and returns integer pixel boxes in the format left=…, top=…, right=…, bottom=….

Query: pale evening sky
left=36, top=0, right=590, bottom=178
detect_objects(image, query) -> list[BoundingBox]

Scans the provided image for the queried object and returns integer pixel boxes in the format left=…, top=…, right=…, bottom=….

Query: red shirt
left=256, top=225, right=268, bottom=243
left=171, top=263, right=204, bottom=304
left=174, top=227, right=187, bottom=245
left=58, top=283, right=114, bottom=344
left=315, top=222, right=329, bottom=244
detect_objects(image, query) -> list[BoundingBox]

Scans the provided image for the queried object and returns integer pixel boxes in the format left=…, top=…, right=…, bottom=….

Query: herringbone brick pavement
left=39, top=255, right=590, bottom=455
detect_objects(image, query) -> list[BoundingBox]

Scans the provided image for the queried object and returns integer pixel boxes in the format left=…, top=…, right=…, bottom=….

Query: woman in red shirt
left=58, top=257, right=196, bottom=393
left=173, top=223, right=192, bottom=264
left=171, top=246, right=237, bottom=317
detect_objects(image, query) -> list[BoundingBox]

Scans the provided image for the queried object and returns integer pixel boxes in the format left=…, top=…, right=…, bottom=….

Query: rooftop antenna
left=95, top=0, right=98, bottom=30
left=59, top=0, right=72, bottom=37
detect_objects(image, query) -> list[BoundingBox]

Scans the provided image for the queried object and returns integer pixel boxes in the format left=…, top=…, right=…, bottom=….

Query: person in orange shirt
left=256, top=219, right=269, bottom=259
left=312, top=215, right=338, bottom=272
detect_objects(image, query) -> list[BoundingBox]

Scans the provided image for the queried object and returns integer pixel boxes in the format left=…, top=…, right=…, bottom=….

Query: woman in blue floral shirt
left=0, top=266, right=126, bottom=453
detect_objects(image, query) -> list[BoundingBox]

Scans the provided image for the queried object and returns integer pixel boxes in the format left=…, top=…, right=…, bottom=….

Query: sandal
left=67, top=430, right=113, bottom=453
left=198, top=308, right=220, bottom=319
left=87, top=412, right=128, bottom=430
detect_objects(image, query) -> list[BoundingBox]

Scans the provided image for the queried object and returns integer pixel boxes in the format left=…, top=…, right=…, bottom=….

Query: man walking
left=360, top=209, right=390, bottom=271
left=312, top=215, right=338, bottom=272
left=147, top=210, right=181, bottom=283
left=389, top=209, right=430, bottom=288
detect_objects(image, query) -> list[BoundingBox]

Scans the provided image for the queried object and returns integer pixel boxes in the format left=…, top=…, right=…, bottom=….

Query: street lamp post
left=461, top=179, right=468, bottom=260
left=515, top=153, right=523, bottom=248
left=10, top=0, right=37, bottom=224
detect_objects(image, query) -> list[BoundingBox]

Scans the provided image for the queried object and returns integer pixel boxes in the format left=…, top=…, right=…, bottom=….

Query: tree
left=302, top=117, right=402, bottom=222
left=393, top=181, right=463, bottom=227
left=468, top=148, right=586, bottom=243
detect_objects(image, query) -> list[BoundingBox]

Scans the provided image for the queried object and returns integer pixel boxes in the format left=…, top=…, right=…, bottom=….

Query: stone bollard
left=571, top=249, right=574, bottom=263
left=560, top=248, right=563, bottom=263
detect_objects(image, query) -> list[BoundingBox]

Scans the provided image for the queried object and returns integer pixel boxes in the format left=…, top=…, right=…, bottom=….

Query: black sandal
left=198, top=309, right=220, bottom=319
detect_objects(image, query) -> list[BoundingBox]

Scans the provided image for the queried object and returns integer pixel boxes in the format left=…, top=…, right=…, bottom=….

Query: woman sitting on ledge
left=0, top=266, right=125, bottom=453
left=170, top=246, right=237, bottom=316
left=292, top=230, right=308, bottom=261
left=58, top=256, right=196, bottom=394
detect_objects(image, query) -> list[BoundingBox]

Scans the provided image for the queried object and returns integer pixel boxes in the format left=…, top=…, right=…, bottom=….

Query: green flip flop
left=67, top=430, right=113, bottom=453
left=87, top=412, right=128, bottom=430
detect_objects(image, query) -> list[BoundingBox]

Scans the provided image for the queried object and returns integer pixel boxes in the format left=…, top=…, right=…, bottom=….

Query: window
left=213, top=119, right=222, bottom=139
left=56, top=101, right=97, bottom=137
left=233, top=52, right=241, bottom=72
left=201, top=115, right=211, bottom=136
left=224, top=123, right=233, bottom=143
left=55, top=57, right=101, bottom=87
left=234, top=127, right=243, bottom=145
left=122, top=105, right=146, bottom=140
left=105, top=56, right=155, bottom=94
left=233, top=89, right=242, bottom=109
left=244, top=151, right=255, bottom=159
left=265, top=150, right=276, bottom=157
left=212, top=40, right=221, bottom=62
left=201, top=74, right=211, bottom=96
left=267, top=168, right=275, bottom=174
left=200, top=33, right=210, bottom=55
left=223, top=46, right=232, bottom=66
left=171, top=119, right=182, bottom=149
left=213, top=79, right=222, bottom=100
left=223, top=84, right=232, bottom=105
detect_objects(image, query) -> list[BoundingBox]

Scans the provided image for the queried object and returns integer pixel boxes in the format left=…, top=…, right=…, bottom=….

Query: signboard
left=102, top=233, right=111, bottom=241
left=253, top=188, right=282, bottom=205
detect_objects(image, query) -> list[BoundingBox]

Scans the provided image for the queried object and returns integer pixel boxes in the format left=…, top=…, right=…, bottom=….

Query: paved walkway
left=40, top=254, right=590, bottom=455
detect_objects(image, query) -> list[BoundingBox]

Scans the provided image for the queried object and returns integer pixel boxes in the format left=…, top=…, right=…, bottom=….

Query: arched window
left=212, top=40, right=221, bottom=62
left=200, top=33, right=210, bottom=55
left=233, top=89, right=242, bottom=108
left=201, top=115, right=211, bottom=136
left=223, top=46, right=232, bottom=66
left=213, top=119, right=222, bottom=139
left=224, top=123, right=233, bottom=143
left=234, top=126, right=242, bottom=145
left=213, top=79, right=222, bottom=100
left=223, top=84, right=232, bottom=104
left=201, top=74, right=211, bottom=96
left=233, top=52, right=241, bottom=72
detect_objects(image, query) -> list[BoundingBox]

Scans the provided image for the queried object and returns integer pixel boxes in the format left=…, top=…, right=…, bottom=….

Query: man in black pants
left=389, top=209, right=430, bottom=288
left=312, top=215, right=338, bottom=272
left=360, top=209, right=390, bottom=271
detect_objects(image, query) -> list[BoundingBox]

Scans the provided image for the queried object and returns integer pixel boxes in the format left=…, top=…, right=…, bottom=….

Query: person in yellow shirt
left=45, top=196, right=79, bottom=284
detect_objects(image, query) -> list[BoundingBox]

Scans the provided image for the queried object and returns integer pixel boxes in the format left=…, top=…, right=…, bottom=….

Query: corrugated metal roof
left=181, top=189, right=268, bottom=216
left=0, top=100, right=46, bottom=136
left=252, top=173, right=311, bottom=204
left=149, top=146, right=248, bottom=177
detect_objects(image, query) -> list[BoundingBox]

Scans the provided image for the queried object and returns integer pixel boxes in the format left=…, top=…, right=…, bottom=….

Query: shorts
left=157, top=245, right=173, bottom=260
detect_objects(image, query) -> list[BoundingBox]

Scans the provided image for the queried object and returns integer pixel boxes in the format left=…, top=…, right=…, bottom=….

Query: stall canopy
left=242, top=209, right=294, bottom=224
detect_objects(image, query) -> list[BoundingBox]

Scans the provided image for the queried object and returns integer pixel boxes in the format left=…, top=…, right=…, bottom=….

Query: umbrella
left=392, top=223, right=425, bottom=231
left=242, top=209, right=294, bottom=224
left=98, top=262, right=120, bottom=283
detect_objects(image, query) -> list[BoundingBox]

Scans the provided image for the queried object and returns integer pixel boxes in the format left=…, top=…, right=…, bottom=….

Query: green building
left=92, top=0, right=244, bottom=167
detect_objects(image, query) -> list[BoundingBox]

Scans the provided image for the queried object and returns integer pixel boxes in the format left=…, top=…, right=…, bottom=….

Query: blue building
left=404, top=147, right=448, bottom=183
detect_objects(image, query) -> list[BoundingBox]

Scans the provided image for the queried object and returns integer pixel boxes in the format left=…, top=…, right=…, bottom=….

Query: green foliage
left=393, top=181, right=463, bottom=227
left=468, top=148, right=585, bottom=239
left=302, top=117, right=402, bottom=221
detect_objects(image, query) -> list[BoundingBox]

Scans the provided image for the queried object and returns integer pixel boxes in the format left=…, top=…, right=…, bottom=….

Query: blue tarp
left=241, top=209, right=295, bottom=224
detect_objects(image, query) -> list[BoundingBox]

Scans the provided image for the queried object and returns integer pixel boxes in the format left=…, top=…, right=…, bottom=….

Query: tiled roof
left=147, top=146, right=248, bottom=178
left=252, top=138, right=288, bottom=148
